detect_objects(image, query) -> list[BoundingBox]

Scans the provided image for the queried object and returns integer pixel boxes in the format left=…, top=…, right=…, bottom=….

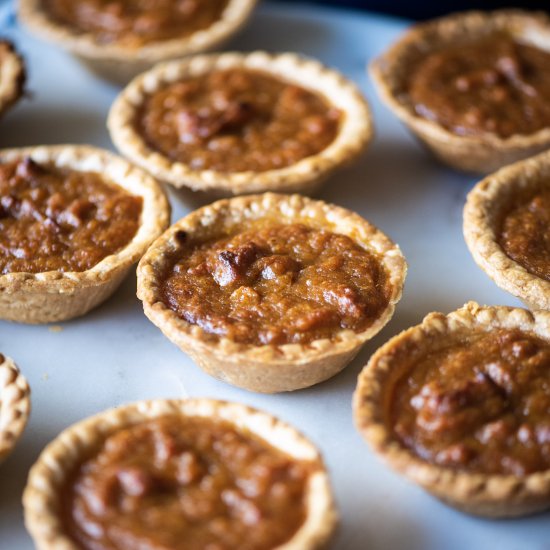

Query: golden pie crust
left=354, top=302, right=550, bottom=518
left=370, top=9, right=550, bottom=174
left=464, top=150, right=550, bottom=310
left=0, top=39, right=26, bottom=118
left=0, top=145, right=170, bottom=324
left=0, top=354, right=30, bottom=464
left=17, top=0, right=258, bottom=83
left=108, top=51, right=373, bottom=196
left=137, top=193, right=406, bottom=393
left=23, top=398, right=338, bottom=550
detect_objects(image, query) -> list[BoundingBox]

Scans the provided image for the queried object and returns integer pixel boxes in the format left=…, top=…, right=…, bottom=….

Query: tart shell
left=0, top=145, right=170, bottom=324
left=463, top=150, right=550, bottom=310
left=0, top=39, right=26, bottom=118
left=0, top=354, right=30, bottom=464
left=370, top=10, right=550, bottom=174
left=18, top=0, right=258, bottom=83
left=23, top=398, right=338, bottom=550
left=137, top=193, right=407, bottom=393
left=108, top=51, right=373, bottom=196
left=353, top=302, right=550, bottom=518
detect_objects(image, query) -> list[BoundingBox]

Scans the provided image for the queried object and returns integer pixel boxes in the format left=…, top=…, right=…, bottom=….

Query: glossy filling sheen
left=161, top=221, right=390, bottom=346
left=391, top=329, right=550, bottom=475
left=45, top=0, right=230, bottom=46
left=63, top=416, right=311, bottom=550
left=408, top=35, right=550, bottom=138
left=499, top=188, right=550, bottom=281
left=138, top=69, right=341, bottom=172
left=0, top=158, right=142, bottom=274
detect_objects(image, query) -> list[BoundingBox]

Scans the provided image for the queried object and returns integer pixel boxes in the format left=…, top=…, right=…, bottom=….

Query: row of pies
left=0, top=5, right=548, bottom=549
left=0, top=145, right=548, bottom=389
left=6, top=7, right=550, bottom=177
left=2, top=304, right=550, bottom=549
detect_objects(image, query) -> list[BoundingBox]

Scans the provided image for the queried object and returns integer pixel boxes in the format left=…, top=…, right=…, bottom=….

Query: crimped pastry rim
left=137, top=192, right=407, bottom=364
left=23, top=398, right=338, bottom=550
left=0, top=145, right=171, bottom=293
left=0, top=355, right=30, bottom=463
left=353, top=302, right=550, bottom=516
left=0, top=39, right=26, bottom=117
left=463, top=150, right=550, bottom=310
left=108, top=51, right=373, bottom=194
left=370, top=10, right=550, bottom=151
left=18, top=0, right=258, bottom=62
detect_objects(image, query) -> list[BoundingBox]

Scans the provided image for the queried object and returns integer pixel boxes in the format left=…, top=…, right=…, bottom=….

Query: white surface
left=1, top=2, right=549, bottom=549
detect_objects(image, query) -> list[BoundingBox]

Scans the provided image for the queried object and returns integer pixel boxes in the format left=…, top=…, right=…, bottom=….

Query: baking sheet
left=1, top=1, right=549, bottom=548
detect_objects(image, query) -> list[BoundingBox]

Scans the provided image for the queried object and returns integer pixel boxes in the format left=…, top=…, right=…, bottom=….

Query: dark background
left=276, top=1, right=549, bottom=20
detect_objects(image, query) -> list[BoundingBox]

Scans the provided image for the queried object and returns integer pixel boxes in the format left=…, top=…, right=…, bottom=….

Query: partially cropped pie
left=137, top=193, right=406, bottom=393
left=0, top=354, right=30, bottom=464
left=24, top=398, right=337, bottom=549
left=0, top=39, right=26, bottom=118
left=370, top=10, right=550, bottom=173
left=464, top=149, right=550, bottom=310
left=108, top=52, right=373, bottom=195
left=18, top=0, right=258, bottom=81
left=0, top=145, right=170, bottom=323
left=354, top=302, right=550, bottom=517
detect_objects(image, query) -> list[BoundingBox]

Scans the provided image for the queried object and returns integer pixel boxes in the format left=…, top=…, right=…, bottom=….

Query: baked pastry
left=0, top=39, right=26, bottom=118
left=108, top=51, right=373, bottom=196
left=18, top=0, right=258, bottom=82
left=354, top=302, right=550, bottom=517
left=0, top=354, right=30, bottom=464
left=137, top=193, right=406, bottom=393
left=464, top=150, right=550, bottom=310
left=370, top=10, right=550, bottom=173
left=24, top=398, right=337, bottom=549
left=0, top=145, right=170, bottom=323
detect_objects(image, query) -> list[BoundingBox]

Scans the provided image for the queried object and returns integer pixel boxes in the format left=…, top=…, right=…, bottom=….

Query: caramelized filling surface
left=46, top=0, right=230, bottom=46
left=0, top=158, right=142, bottom=274
left=64, top=416, right=311, bottom=550
left=161, top=221, right=390, bottom=346
left=391, top=328, right=550, bottom=475
left=499, top=188, right=550, bottom=281
left=408, top=35, right=550, bottom=138
left=138, top=69, right=341, bottom=172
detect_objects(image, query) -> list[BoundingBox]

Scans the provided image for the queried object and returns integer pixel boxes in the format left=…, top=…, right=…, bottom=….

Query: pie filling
left=0, top=157, right=142, bottom=274
left=44, top=0, right=230, bottom=46
left=390, top=328, right=550, bottom=475
left=138, top=69, right=341, bottom=172
left=63, top=415, right=311, bottom=550
left=161, top=221, right=391, bottom=346
left=499, top=188, right=550, bottom=281
left=408, top=34, right=550, bottom=138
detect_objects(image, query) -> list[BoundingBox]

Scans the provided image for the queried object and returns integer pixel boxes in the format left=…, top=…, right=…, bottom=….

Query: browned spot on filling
left=408, top=35, right=550, bottom=138
left=45, top=0, right=230, bottom=46
left=499, top=188, right=550, bottom=281
left=161, top=221, right=390, bottom=346
left=391, top=328, right=550, bottom=475
left=63, top=416, right=312, bottom=550
left=0, top=157, right=142, bottom=274
left=138, top=69, right=341, bottom=172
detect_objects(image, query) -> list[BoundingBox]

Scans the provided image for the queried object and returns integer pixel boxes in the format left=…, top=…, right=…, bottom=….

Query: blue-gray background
left=276, top=0, right=549, bottom=20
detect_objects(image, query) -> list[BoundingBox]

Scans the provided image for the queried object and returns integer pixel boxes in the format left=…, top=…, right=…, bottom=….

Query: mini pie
left=23, top=398, right=337, bottom=550
left=354, top=302, right=550, bottom=518
left=0, top=145, right=170, bottom=324
left=137, top=193, right=406, bottom=393
left=18, top=0, right=258, bottom=82
left=0, top=354, right=30, bottom=464
left=370, top=10, right=550, bottom=173
left=0, top=39, right=26, bottom=118
left=108, top=51, right=373, bottom=196
left=464, top=149, right=550, bottom=310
